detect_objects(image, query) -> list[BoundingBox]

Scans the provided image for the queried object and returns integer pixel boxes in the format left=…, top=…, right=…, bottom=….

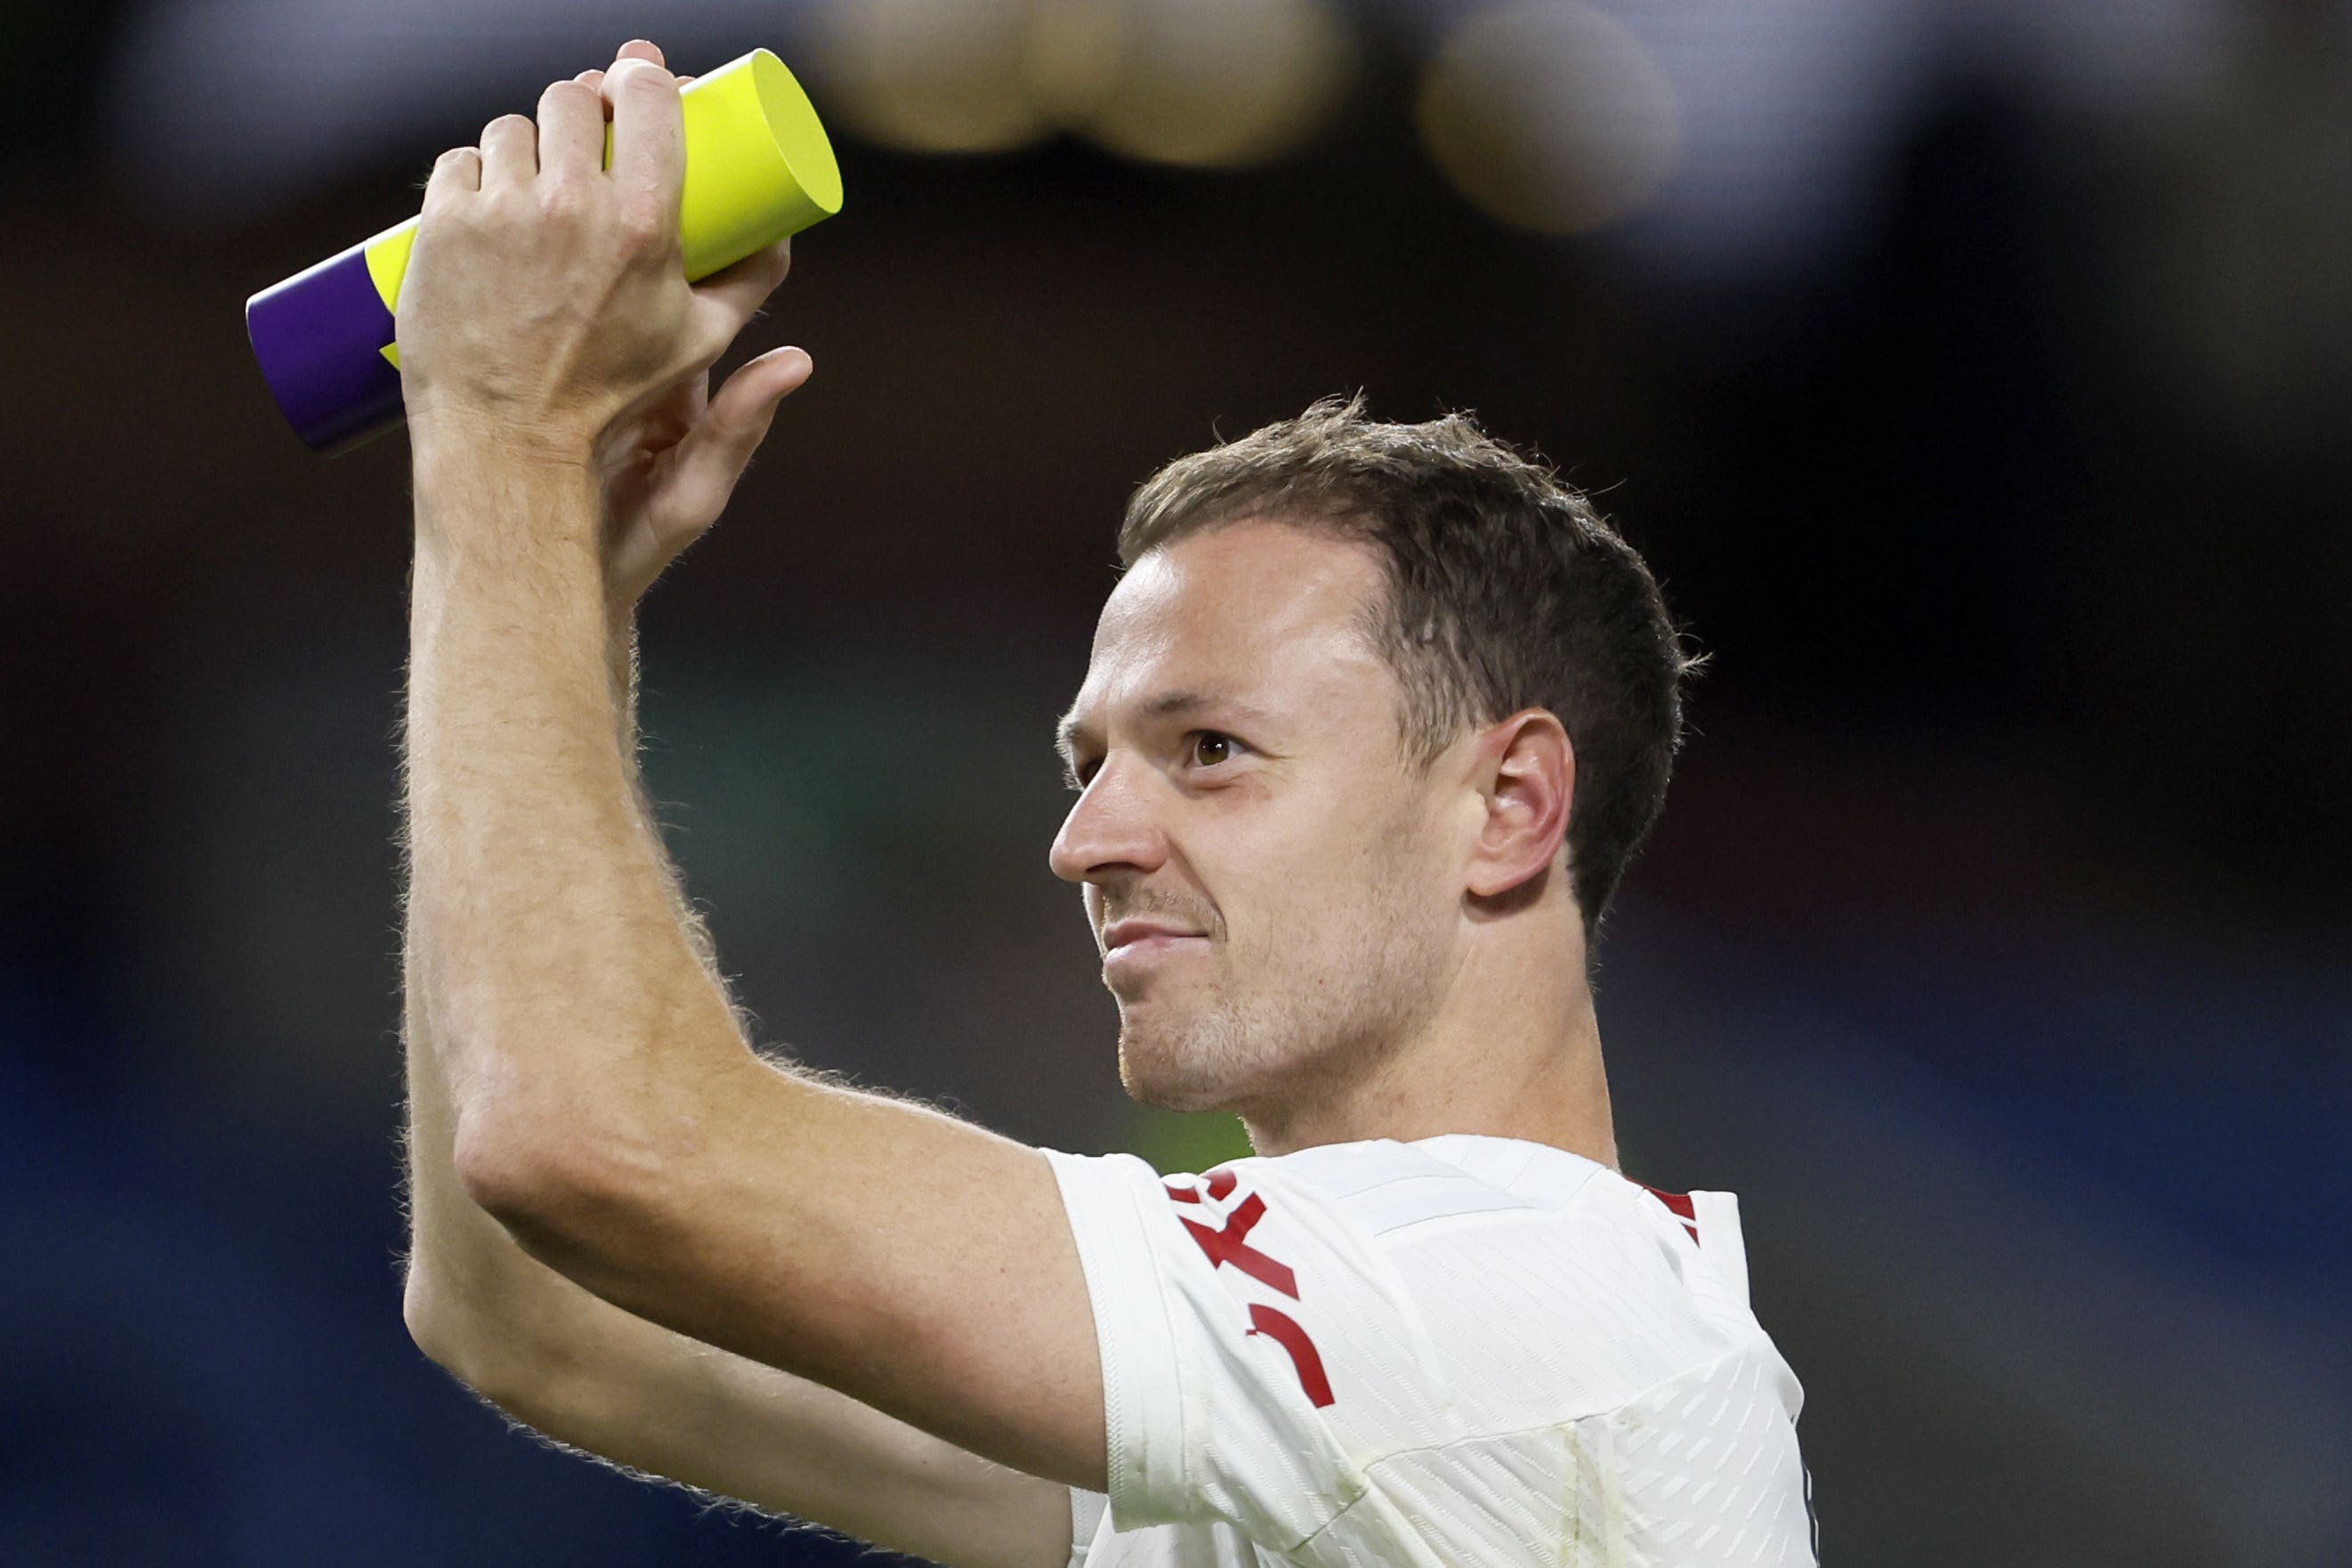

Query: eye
left=1064, top=756, right=1100, bottom=792
left=1187, top=731, right=1241, bottom=770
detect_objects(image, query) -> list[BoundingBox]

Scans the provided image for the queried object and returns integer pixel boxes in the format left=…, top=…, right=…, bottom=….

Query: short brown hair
left=1119, top=395, right=1696, bottom=942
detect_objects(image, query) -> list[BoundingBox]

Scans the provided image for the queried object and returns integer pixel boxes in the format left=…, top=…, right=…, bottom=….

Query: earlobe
left=1466, top=711, right=1573, bottom=901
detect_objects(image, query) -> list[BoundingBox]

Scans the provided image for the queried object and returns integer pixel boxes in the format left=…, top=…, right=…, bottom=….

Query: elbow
left=449, top=1079, right=616, bottom=1233
left=450, top=1096, right=659, bottom=1282
left=403, top=1259, right=507, bottom=1399
left=403, top=1265, right=471, bottom=1377
left=450, top=1102, right=562, bottom=1231
left=402, top=1268, right=553, bottom=1419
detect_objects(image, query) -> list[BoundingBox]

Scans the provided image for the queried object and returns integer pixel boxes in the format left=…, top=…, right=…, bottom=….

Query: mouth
left=1100, top=919, right=1212, bottom=975
left=1101, top=917, right=1206, bottom=951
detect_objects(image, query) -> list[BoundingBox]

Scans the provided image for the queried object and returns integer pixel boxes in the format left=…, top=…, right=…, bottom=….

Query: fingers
left=578, top=69, right=690, bottom=96
left=535, top=77, right=606, bottom=183
left=460, top=44, right=683, bottom=199
left=422, top=144, right=481, bottom=210
left=715, top=346, right=813, bottom=430
left=576, top=36, right=672, bottom=98
left=659, top=348, right=812, bottom=529
left=479, top=112, right=536, bottom=189
left=691, top=239, right=794, bottom=347
left=604, top=57, right=685, bottom=225
left=582, top=39, right=667, bottom=94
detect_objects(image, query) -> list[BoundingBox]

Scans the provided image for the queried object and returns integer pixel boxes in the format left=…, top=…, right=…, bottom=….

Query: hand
left=400, top=41, right=813, bottom=606
left=571, top=44, right=813, bottom=611
left=590, top=338, right=810, bottom=612
left=400, top=41, right=804, bottom=472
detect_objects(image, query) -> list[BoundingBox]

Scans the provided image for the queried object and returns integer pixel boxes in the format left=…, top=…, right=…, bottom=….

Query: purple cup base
left=246, top=244, right=404, bottom=454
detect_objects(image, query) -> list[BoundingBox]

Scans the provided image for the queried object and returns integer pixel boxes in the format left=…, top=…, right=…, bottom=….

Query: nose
left=1048, top=756, right=1170, bottom=885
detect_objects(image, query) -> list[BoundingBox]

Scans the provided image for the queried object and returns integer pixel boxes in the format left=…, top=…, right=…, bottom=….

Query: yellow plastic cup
left=246, top=49, right=843, bottom=454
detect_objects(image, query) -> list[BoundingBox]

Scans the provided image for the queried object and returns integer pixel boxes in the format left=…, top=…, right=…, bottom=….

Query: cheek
left=1212, top=789, right=1439, bottom=965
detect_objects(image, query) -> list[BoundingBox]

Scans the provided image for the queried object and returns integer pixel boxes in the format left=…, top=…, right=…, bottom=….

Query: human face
left=1049, top=520, right=1464, bottom=1117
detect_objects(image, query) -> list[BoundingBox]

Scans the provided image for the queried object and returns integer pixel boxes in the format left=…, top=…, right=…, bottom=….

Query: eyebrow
left=1054, top=690, right=1273, bottom=772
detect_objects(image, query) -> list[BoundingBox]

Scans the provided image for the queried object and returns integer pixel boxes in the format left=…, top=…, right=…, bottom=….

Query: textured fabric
left=1046, top=1136, right=1815, bottom=1567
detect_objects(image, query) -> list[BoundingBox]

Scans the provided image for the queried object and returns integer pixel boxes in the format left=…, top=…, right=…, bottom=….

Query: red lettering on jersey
left=1161, top=1166, right=1336, bottom=1410
left=1161, top=1173, right=1334, bottom=1405
left=1178, top=1193, right=1301, bottom=1299
left=1247, top=1303, right=1336, bottom=1408
left=1643, top=1185, right=1700, bottom=1245
left=1162, top=1168, right=1239, bottom=1205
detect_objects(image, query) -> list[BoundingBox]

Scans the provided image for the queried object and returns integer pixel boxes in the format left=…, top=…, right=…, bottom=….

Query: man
left=396, top=38, right=1815, bottom=1567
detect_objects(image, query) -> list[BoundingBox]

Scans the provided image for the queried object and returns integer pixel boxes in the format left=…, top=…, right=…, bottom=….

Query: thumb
left=712, top=345, right=812, bottom=445
left=653, top=347, right=812, bottom=536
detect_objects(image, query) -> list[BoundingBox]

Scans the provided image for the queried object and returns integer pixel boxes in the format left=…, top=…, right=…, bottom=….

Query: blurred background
left=4, top=0, right=2349, bottom=1563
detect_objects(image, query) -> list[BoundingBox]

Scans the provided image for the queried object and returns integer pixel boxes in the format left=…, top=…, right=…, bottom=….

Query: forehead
left=1062, top=519, right=1395, bottom=745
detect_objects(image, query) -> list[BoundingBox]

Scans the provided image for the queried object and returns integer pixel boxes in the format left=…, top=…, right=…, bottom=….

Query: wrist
left=408, top=405, right=601, bottom=475
left=409, top=439, right=607, bottom=595
left=605, top=602, right=639, bottom=681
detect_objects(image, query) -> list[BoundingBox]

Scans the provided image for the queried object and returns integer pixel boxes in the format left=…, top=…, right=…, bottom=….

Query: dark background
left=4, top=1, right=2348, bottom=1564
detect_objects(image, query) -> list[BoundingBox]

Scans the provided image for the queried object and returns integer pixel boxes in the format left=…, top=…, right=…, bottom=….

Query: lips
left=1099, top=921, right=1213, bottom=982
left=1101, top=918, right=1208, bottom=953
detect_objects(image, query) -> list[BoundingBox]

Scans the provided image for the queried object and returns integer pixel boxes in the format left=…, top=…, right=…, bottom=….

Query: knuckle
left=614, top=200, right=668, bottom=248
left=473, top=187, right=523, bottom=223
left=610, top=60, right=674, bottom=94
left=541, top=80, right=599, bottom=119
left=422, top=150, right=478, bottom=206
left=537, top=179, right=596, bottom=222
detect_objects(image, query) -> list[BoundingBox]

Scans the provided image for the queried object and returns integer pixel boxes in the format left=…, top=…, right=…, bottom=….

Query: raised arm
left=392, top=39, right=1105, bottom=1546
left=402, top=917, right=1071, bottom=1568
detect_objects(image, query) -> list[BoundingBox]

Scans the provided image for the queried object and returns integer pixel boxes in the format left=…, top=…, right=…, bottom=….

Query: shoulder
left=1045, top=1140, right=1763, bottom=1418
left=1236, top=1134, right=1679, bottom=1259
left=1240, top=1137, right=1560, bottom=1237
left=1249, top=1140, right=1766, bottom=1424
left=1042, top=1140, right=1806, bottom=1549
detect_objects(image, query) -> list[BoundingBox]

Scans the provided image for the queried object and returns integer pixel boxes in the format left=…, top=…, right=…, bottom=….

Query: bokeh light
left=811, top=0, right=1354, bottom=167
left=1055, top=0, right=1357, bottom=169
left=1416, top=1, right=1681, bottom=235
left=812, top=0, right=1059, bottom=155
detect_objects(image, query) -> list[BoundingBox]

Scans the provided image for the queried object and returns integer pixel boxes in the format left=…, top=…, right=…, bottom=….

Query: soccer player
left=396, top=39, right=1816, bottom=1567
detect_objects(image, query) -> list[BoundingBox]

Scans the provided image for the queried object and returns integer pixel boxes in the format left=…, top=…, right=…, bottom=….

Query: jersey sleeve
left=1043, top=1148, right=1453, bottom=1551
left=1066, top=1488, right=1107, bottom=1567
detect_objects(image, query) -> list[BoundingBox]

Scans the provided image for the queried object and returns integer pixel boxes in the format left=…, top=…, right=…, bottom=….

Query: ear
left=1464, top=708, right=1574, bottom=901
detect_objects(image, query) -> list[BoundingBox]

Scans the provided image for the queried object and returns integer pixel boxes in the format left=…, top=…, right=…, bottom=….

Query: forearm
left=401, top=536, right=650, bottom=1343
left=400, top=581, right=1067, bottom=1567
left=404, top=489, right=742, bottom=1331
left=401, top=942, right=568, bottom=1342
left=399, top=435, right=1103, bottom=1496
left=404, top=440, right=749, bottom=1208
left=402, top=963, right=1066, bottom=1568
left=605, top=609, right=740, bottom=1014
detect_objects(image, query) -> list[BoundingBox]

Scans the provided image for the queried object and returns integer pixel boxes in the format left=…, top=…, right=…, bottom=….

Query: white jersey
left=1044, top=1136, right=1815, bottom=1567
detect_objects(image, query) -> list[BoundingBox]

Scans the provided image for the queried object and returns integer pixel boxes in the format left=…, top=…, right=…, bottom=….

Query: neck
left=1239, top=911, right=1617, bottom=1168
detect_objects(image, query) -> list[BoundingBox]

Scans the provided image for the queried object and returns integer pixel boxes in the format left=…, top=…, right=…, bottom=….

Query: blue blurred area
left=0, top=1014, right=915, bottom=1567
left=4, top=1, right=2349, bottom=1564
left=1602, top=908, right=2352, bottom=1562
